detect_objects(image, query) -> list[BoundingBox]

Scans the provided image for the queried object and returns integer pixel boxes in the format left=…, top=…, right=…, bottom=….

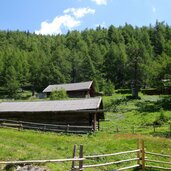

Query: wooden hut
left=43, top=81, right=95, bottom=98
left=0, top=97, right=104, bottom=132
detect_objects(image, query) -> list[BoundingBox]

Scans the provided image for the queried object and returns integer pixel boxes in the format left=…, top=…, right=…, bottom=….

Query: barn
left=0, top=97, right=104, bottom=132
left=43, top=81, right=95, bottom=98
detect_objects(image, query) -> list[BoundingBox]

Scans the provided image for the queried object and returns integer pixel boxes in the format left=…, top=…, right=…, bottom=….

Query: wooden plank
left=145, top=159, right=171, bottom=165
left=141, top=140, right=145, bottom=171
left=1, top=123, right=21, bottom=127
left=97, top=118, right=100, bottom=130
left=145, top=151, right=171, bottom=158
left=0, top=120, right=93, bottom=134
left=0, top=158, right=85, bottom=165
left=137, top=139, right=140, bottom=165
left=79, top=145, right=84, bottom=171
left=81, top=158, right=139, bottom=168
left=117, top=164, right=140, bottom=171
left=85, top=149, right=140, bottom=158
left=93, top=112, right=97, bottom=131
left=71, top=145, right=77, bottom=171
left=0, top=119, right=92, bottom=129
left=146, top=165, right=171, bottom=170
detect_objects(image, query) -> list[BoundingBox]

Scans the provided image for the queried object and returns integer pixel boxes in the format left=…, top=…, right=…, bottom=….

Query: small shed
left=0, top=97, right=104, bottom=132
left=43, top=81, right=95, bottom=98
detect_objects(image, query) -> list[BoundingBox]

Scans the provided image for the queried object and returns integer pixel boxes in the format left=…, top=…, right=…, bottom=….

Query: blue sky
left=0, top=0, right=171, bottom=35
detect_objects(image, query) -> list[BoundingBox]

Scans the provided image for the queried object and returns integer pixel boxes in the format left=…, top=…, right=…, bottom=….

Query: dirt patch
left=16, top=165, right=51, bottom=171
left=3, top=164, right=51, bottom=171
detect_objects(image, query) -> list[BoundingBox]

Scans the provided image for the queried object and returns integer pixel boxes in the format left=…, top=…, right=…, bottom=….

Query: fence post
left=66, top=124, right=69, bottom=133
left=18, top=121, right=23, bottom=131
left=93, top=113, right=97, bottom=131
left=71, top=144, right=77, bottom=171
left=141, top=140, right=145, bottom=171
left=137, top=139, right=140, bottom=166
left=116, top=126, right=119, bottom=133
left=153, top=124, right=156, bottom=133
left=132, top=126, right=135, bottom=134
left=169, top=123, right=171, bottom=136
left=43, top=124, right=46, bottom=131
left=79, top=145, right=84, bottom=171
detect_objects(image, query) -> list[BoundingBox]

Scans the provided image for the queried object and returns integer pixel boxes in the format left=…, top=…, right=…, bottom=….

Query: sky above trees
left=0, top=0, right=171, bottom=35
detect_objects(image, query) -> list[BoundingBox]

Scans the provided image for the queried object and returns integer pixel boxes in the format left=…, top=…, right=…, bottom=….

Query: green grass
left=0, top=128, right=171, bottom=171
left=0, top=93, right=171, bottom=170
left=102, top=93, right=171, bottom=135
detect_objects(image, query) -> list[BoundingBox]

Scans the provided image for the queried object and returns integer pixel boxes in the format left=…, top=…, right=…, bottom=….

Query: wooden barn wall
left=89, top=85, right=95, bottom=97
left=0, top=112, right=93, bottom=126
left=67, top=91, right=89, bottom=98
left=46, top=90, right=89, bottom=98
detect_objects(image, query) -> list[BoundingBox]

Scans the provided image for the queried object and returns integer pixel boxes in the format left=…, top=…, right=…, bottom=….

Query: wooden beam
left=93, top=112, right=97, bottom=131
left=85, top=149, right=140, bottom=158
left=98, top=118, right=100, bottom=130
left=79, top=145, right=84, bottom=171
left=146, top=165, right=171, bottom=170
left=82, top=158, right=139, bottom=168
left=141, top=140, right=145, bottom=171
left=71, top=145, right=77, bottom=171
left=145, top=151, right=171, bottom=158
left=137, top=139, right=140, bottom=166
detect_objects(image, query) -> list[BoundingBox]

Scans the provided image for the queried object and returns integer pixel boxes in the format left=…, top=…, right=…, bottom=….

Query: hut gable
left=43, top=81, right=95, bottom=98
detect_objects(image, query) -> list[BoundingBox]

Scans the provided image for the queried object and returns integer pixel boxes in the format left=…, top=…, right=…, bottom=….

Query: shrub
left=153, top=108, right=168, bottom=126
left=103, top=81, right=114, bottom=96
left=115, top=89, right=131, bottom=94
left=49, top=89, right=68, bottom=100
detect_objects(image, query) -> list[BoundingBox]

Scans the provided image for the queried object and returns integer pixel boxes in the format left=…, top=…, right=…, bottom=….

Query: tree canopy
left=0, top=21, right=171, bottom=97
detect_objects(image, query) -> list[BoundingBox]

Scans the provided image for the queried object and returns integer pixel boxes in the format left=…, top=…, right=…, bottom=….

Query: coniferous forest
left=0, top=21, right=171, bottom=97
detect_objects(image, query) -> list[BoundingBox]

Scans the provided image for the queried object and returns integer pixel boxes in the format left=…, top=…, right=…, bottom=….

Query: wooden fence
left=0, top=119, right=93, bottom=134
left=1, top=119, right=171, bottom=136
left=0, top=140, right=170, bottom=170
left=102, top=123, right=171, bottom=135
left=145, top=151, right=171, bottom=170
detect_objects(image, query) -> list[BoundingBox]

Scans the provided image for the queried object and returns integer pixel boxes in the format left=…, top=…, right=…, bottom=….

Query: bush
left=153, top=108, right=168, bottom=126
left=115, top=89, right=131, bottom=94
left=103, top=81, right=114, bottom=96
left=49, top=89, right=68, bottom=100
left=106, top=97, right=128, bottom=112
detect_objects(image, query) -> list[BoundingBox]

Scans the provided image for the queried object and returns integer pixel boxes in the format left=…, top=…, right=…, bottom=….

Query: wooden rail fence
left=0, top=140, right=170, bottom=170
left=103, top=123, right=171, bottom=135
left=0, top=119, right=93, bottom=133
left=145, top=150, right=171, bottom=170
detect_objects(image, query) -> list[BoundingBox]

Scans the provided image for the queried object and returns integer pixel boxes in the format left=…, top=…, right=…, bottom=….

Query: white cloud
left=35, top=15, right=80, bottom=35
left=64, top=7, right=95, bottom=18
left=152, top=7, right=156, bottom=13
left=91, top=0, right=108, bottom=5
left=35, top=7, right=95, bottom=35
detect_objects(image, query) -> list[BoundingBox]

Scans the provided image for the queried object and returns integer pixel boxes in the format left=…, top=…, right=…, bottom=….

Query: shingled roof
left=0, top=97, right=102, bottom=113
left=43, top=81, right=93, bottom=93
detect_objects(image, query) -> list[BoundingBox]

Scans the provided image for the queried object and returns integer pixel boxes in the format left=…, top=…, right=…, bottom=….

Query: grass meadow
left=0, top=92, right=171, bottom=170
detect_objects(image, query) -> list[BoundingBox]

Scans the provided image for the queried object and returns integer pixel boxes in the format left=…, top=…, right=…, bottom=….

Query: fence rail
left=102, top=123, right=171, bottom=135
left=145, top=150, right=171, bottom=170
left=85, top=149, right=140, bottom=158
left=79, top=158, right=139, bottom=168
left=0, top=140, right=170, bottom=170
left=0, top=119, right=93, bottom=133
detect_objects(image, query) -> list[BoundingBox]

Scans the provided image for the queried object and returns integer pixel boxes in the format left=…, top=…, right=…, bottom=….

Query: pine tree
left=5, top=66, right=20, bottom=98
